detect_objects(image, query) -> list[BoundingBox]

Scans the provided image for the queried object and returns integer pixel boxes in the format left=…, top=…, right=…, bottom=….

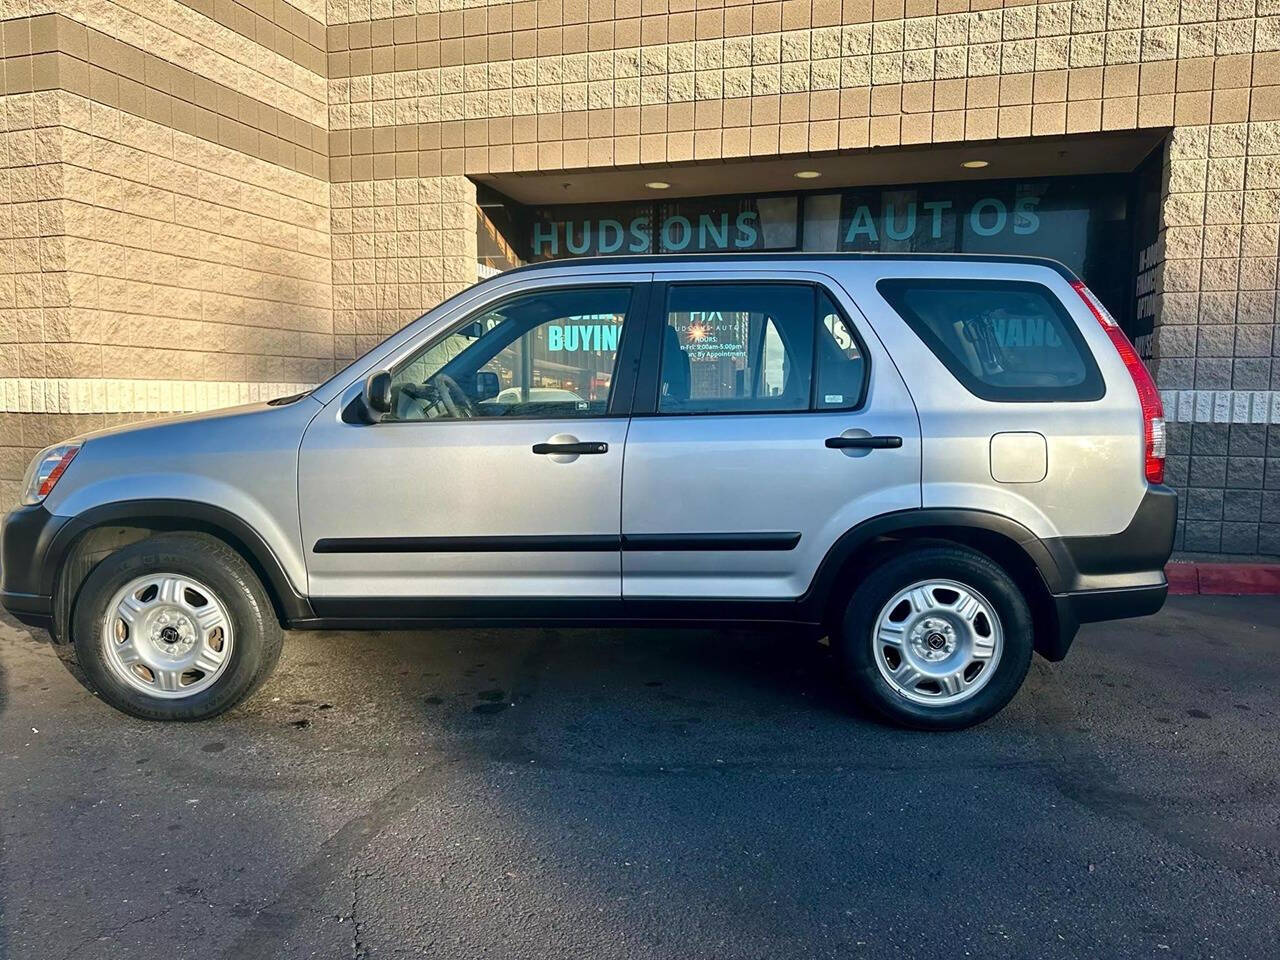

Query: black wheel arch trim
left=798, top=506, right=1069, bottom=616
left=39, top=499, right=314, bottom=625
left=803, top=489, right=1176, bottom=612
left=796, top=492, right=1174, bottom=660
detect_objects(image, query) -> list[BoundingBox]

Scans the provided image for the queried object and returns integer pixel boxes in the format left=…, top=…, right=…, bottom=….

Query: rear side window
left=658, top=283, right=867, bottom=414
left=815, top=290, right=866, bottom=410
left=877, top=278, right=1103, bottom=402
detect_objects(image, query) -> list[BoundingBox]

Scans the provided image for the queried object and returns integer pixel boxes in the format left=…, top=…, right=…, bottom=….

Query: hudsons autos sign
left=525, top=176, right=1127, bottom=265
left=520, top=174, right=1135, bottom=334
left=531, top=195, right=1045, bottom=257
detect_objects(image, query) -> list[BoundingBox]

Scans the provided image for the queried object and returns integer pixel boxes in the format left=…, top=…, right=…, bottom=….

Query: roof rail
left=493, top=251, right=1078, bottom=281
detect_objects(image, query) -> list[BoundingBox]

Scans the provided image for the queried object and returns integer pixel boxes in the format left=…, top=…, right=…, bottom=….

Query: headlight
left=21, top=443, right=81, bottom=505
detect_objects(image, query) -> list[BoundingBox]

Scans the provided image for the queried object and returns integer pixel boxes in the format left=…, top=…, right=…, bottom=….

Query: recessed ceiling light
left=794, top=170, right=822, bottom=179
left=645, top=181, right=670, bottom=190
left=961, top=160, right=989, bottom=169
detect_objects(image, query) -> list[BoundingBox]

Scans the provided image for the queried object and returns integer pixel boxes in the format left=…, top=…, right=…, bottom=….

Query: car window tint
left=658, top=284, right=815, bottom=414
left=390, top=286, right=632, bottom=421
left=877, top=278, right=1104, bottom=402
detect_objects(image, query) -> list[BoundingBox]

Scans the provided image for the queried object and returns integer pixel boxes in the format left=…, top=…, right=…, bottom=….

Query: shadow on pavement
left=1, top=601, right=1278, bottom=959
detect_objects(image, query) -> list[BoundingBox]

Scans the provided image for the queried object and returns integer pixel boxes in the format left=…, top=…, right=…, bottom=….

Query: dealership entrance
left=474, top=129, right=1167, bottom=352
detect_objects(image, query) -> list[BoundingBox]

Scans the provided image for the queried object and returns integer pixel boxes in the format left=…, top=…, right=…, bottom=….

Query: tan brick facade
left=1, top=1, right=333, bottom=505
left=2, top=0, right=1279, bottom=551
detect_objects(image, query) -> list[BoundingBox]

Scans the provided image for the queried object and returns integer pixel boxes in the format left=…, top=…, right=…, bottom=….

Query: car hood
left=66, top=395, right=323, bottom=445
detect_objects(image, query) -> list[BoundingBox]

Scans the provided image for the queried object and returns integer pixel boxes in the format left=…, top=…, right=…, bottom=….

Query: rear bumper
left=1041, top=582, right=1168, bottom=661
left=1048, top=484, right=1178, bottom=594
left=1064, top=582, right=1169, bottom=624
left=1037, top=485, right=1177, bottom=660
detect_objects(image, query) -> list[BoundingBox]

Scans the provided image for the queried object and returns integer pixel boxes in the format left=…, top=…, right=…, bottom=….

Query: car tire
left=71, top=532, right=283, bottom=721
left=837, top=543, right=1034, bottom=731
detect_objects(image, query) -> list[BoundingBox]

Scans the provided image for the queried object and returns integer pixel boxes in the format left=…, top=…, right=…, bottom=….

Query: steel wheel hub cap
left=871, top=578, right=1003, bottom=707
left=102, top=574, right=234, bottom=698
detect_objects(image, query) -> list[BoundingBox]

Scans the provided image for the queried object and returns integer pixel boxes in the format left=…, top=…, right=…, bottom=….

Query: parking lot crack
left=54, top=905, right=178, bottom=960
left=219, top=759, right=455, bottom=959
left=348, top=868, right=369, bottom=960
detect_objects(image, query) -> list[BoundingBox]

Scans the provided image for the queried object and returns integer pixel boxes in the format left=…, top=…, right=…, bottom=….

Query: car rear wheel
left=838, top=544, right=1033, bottom=730
left=71, top=533, right=283, bottom=721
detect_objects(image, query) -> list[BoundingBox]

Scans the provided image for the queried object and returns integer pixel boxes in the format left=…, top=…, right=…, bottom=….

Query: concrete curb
left=1167, top=562, right=1280, bottom=596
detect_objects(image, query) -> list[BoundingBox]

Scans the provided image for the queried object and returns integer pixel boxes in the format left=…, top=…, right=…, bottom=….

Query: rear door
left=620, top=269, right=922, bottom=602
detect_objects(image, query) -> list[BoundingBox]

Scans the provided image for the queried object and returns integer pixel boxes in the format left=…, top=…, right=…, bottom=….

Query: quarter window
left=657, top=283, right=867, bottom=414
left=877, top=278, right=1104, bottom=402
left=815, top=290, right=867, bottom=410
left=389, top=286, right=632, bottom=421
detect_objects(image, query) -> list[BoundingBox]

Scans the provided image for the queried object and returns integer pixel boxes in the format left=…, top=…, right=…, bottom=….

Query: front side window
left=877, top=278, right=1103, bottom=401
left=657, top=283, right=867, bottom=414
left=389, top=286, right=632, bottom=421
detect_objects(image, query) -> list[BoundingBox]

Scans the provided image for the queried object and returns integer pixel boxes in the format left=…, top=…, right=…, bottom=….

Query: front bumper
left=0, top=590, right=54, bottom=628
left=1, top=503, right=70, bottom=631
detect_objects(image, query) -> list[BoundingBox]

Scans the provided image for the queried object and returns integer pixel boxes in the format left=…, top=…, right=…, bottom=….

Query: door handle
left=532, top=441, right=609, bottom=455
left=825, top=435, right=903, bottom=450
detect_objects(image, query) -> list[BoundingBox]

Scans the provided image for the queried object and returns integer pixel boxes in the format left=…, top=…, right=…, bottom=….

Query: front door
left=299, top=280, right=648, bottom=605
left=621, top=271, right=922, bottom=602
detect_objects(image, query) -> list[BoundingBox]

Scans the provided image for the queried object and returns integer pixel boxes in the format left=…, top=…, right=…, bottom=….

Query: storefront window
left=833, top=175, right=1133, bottom=334
left=835, top=175, right=1128, bottom=278
left=491, top=173, right=1137, bottom=334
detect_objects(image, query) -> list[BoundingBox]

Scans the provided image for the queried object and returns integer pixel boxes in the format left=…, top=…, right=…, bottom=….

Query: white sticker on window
left=824, top=394, right=844, bottom=404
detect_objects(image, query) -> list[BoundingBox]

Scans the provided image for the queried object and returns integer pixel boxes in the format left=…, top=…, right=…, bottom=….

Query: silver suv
left=1, top=255, right=1175, bottom=729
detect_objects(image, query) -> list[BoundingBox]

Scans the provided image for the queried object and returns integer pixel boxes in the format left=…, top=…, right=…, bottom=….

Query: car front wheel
left=71, top=533, right=283, bottom=721
left=838, top=544, right=1034, bottom=730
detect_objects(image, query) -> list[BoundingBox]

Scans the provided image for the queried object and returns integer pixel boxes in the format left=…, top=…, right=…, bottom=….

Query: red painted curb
left=1166, top=562, right=1280, bottom=596
left=1165, top=563, right=1199, bottom=596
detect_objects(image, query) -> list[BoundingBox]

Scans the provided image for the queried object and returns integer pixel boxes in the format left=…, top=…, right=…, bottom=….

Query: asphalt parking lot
left=1, top=596, right=1278, bottom=960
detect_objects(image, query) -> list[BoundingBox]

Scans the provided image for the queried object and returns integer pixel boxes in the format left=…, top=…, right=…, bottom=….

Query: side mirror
left=363, top=370, right=393, bottom=421
left=473, top=370, right=500, bottom=402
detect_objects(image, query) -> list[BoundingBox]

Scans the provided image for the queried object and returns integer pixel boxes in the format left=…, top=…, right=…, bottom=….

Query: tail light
left=1070, top=280, right=1165, bottom=484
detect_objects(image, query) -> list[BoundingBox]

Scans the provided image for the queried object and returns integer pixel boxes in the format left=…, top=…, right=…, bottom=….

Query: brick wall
left=1, top=2, right=333, bottom=505
left=1165, top=422, right=1280, bottom=554
left=330, top=174, right=477, bottom=361
left=1154, top=112, right=1280, bottom=554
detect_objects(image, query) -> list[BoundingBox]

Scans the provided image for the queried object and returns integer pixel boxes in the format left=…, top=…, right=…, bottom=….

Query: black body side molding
left=622, top=532, right=801, bottom=551
left=314, top=534, right=618, bottom=554
left=313, top=532, right=802, bottom=553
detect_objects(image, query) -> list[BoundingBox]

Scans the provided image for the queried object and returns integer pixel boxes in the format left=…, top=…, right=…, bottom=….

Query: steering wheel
left=437, top=373, right=475, bottom=418
left=404, top=373, right=474, bottom=419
